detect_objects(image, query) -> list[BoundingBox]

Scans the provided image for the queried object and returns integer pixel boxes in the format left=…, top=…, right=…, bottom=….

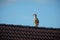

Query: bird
left=33, top=14, right=39, bottom=27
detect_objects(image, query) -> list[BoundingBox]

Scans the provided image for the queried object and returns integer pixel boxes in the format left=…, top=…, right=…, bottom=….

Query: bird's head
left=33, top=13, right=37, bottom=17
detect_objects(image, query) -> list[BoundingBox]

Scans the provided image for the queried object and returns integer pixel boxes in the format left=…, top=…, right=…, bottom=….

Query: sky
left=0, top=0, right=60, bottom=28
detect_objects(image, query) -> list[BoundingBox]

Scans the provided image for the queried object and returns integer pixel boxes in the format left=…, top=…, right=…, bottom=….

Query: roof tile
left=0, top=24, right=60, bottom=40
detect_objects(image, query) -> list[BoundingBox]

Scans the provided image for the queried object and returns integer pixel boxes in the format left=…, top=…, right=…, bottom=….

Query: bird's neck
left=34, top=16, right=37, bottom=19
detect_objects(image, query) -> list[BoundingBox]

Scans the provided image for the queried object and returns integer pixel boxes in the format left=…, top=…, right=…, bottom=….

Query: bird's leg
left=36, top=23, right=39, bottom=27
left=36, top=25, right=38, bottom=27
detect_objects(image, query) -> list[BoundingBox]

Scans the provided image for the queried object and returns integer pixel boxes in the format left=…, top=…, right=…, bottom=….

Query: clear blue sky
left=0, top=0, right=60, bottom=28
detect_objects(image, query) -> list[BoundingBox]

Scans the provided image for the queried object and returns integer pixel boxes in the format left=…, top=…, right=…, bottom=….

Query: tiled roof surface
left=0, top=24, right=60, bottom=40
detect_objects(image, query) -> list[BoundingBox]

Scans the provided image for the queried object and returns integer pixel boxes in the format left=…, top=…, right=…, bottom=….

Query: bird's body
left=33, top=14, right=39, bottom=27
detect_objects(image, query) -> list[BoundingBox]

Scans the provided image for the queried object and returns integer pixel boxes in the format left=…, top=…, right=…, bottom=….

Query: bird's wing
left=34, top=18, right=39, bottom=23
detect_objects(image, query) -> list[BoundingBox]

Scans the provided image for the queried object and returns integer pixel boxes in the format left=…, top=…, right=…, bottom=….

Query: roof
left=0, top=24, right=60, bottom=40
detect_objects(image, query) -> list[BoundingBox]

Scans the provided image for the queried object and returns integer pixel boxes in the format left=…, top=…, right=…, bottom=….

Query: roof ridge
left=0, top=24, right=60, bottom=30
